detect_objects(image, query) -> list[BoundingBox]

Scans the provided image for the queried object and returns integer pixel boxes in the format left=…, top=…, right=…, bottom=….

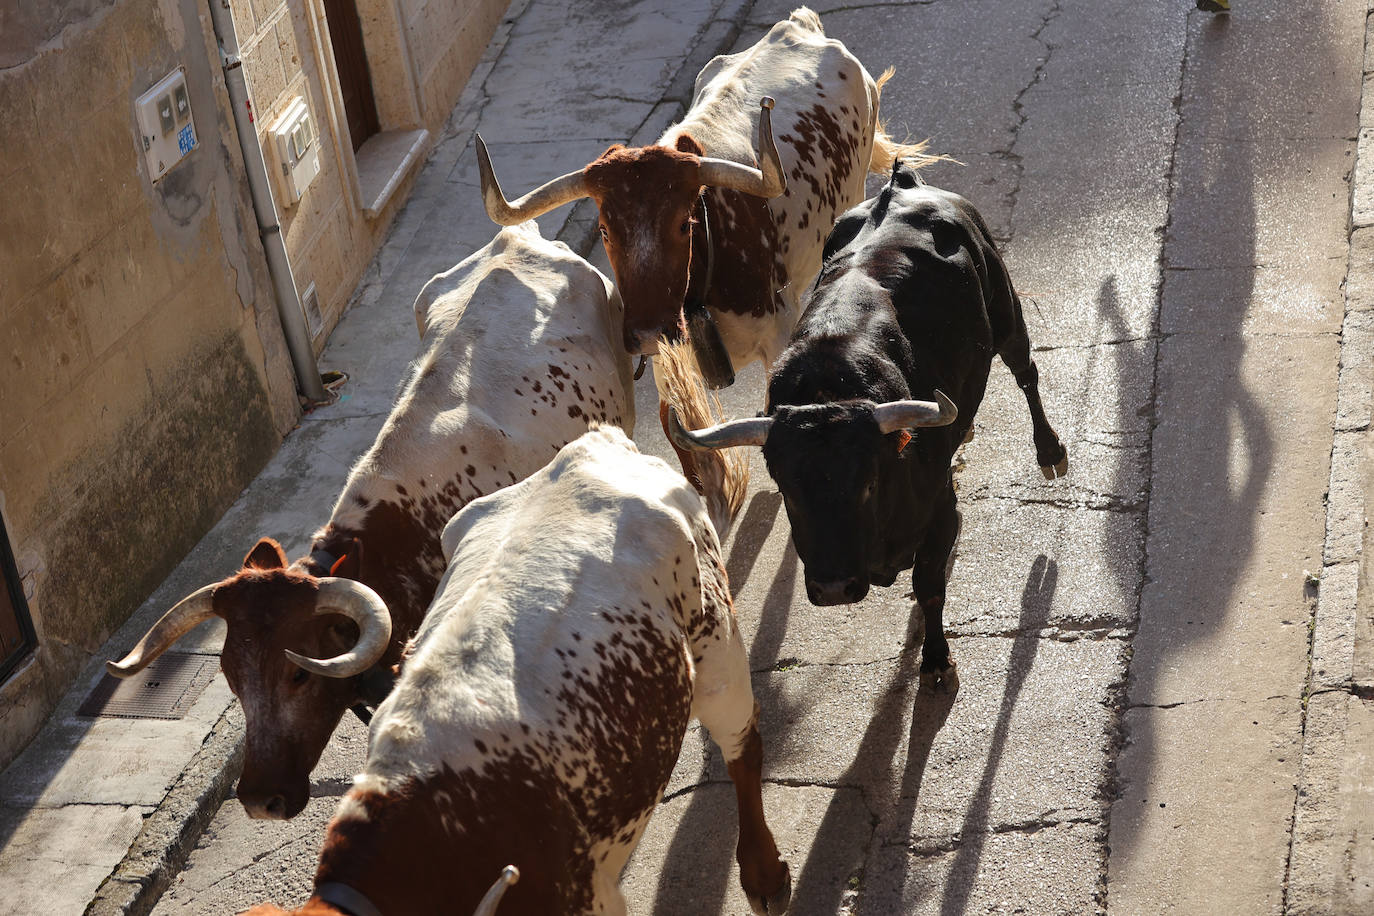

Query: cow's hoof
left=919, top=663, right=959, bottom=694
left=746, top=861, right=792, bottom=915
left=1040, top=455, right=1068, bottom=480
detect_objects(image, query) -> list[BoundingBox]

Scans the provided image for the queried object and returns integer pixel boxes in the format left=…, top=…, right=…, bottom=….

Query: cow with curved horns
left=670, top=168, right=1068, bottom=692
left=245, top=427, right=792, bottom=916
left=107, top=222, right=639, bottom=820
left=476, top=7, right=936, bottom=377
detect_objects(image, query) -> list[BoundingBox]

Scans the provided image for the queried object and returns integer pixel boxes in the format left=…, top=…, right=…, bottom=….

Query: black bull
left=671, top=167, right=1067, bottom=691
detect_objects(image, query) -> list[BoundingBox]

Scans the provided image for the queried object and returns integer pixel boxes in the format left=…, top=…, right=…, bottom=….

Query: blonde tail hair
left=870, top=67, right=951, bottom=173
left=653, top=339, right=749, bottom=538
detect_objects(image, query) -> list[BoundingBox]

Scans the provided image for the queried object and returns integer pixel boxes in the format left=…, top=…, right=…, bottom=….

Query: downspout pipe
left=206, top=0, right=328, bottom=403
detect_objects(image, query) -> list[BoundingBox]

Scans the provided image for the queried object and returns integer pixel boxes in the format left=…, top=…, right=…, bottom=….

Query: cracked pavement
left=138, top=0, right=1373, bottom=913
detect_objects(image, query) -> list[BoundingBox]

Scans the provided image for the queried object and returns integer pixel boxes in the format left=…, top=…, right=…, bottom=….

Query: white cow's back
left=330, top=222, right=635, bottom=531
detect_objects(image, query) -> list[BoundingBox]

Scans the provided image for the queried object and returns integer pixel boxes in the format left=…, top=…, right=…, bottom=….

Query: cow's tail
left=870, top=67, right=950, bottom=174
left=653, top=339, right=749, bottom=539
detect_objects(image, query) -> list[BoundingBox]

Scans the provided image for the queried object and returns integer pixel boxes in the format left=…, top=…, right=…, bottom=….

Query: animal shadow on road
left=648, top=489, right=796, bottom=914
left=926, top=554, right=1055, bottom=916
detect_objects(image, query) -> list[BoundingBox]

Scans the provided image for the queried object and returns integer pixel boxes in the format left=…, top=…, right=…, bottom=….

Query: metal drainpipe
left=205, top=0, right=328, bottom=403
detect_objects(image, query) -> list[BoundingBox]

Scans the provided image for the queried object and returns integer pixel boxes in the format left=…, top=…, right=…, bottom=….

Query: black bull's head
left=668, top=393, right=956, bottom=605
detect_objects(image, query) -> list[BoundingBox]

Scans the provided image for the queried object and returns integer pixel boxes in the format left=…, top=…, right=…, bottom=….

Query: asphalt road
left=151, top=0, right=1364, bottom=913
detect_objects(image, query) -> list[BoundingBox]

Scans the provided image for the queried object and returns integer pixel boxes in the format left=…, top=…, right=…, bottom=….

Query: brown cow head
left=474, top=98, right=786, bottom=356
left=106, top=538, right=392, bottom=820
left=584, top=138, right=704, bottom=353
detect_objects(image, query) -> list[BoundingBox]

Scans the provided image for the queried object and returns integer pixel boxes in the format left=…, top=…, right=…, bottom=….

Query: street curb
left=1307, top=2, right=1374, bottom=706
left=83, top=704, right=244, bottom=916
left=1287, top=3, right=1374, bottom=910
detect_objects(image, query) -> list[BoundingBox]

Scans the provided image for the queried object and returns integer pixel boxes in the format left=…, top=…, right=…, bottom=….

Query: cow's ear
left=244, top=538, right=287, bottom=570
left=675, top=133, right=704, bottom=156
left=329, top=538, right=364, bottom=579
left=596, top=144, right=626, bottom=162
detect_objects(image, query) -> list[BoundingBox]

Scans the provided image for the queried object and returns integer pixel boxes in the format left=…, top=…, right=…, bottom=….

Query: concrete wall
left=0, top=0, right=300, bottom=769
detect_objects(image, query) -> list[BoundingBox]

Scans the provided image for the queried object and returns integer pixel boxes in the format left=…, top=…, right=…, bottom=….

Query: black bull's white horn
left=476, top=97, right=786, bottom=226
left=668, top=407, right=774, bottom=452
left=283, top=578, right=393, bottom=679
left=668, top=390, right=958, bottom=452
left=873, top=390, right=959, bottom=433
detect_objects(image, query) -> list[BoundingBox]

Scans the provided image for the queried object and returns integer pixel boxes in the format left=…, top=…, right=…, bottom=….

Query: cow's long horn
left=696, top=97, right=786, bottom=199
left=107, top=584, right=219, bottom=677
left=283, top=579, right=392, bottom=678
left=472, top=866, right=520, bottom=916
left=668, top=406, right=773, bottom=452
left=476, top=134, right=591, bottom=225
left=873, top=390, right=959, bottom=433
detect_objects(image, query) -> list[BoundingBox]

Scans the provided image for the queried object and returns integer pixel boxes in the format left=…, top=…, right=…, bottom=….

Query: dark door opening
left=323, top=0, right=381, bottom=152
left=0, top=521, right=37, bottom=684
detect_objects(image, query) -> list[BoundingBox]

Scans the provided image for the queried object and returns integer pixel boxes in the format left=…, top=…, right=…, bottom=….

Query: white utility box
left=269, top=97, right=321, bottom=204
left=135, top=67, right=198, bottom=182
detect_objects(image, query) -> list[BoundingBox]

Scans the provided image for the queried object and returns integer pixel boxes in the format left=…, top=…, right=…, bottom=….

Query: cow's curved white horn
left=472, top=865, right=520, bottom=916
left=476, top=134, right=591, bottom=225
left=668, top=406, right=773, bottom=452
left=873, top=390, right=959, bottom=433
left=107, top=584, right=218, bottom=678
left=697, top=97, right=786, bottom=199
left=283, top=579, right=392, bottom=679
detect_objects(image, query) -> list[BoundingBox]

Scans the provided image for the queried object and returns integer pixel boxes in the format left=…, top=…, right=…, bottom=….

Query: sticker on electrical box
left=137, top=67, right=198, bottom=182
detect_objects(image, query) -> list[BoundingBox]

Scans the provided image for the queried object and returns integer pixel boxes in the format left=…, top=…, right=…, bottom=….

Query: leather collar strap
left=694, top=190, right=715, bottom=299
left=316, top=882, right=384, bottom=916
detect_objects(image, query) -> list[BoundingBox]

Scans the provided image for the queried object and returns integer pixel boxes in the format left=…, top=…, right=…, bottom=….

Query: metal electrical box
left=270, top=97, right=321, bottom=204
left=135, top=68, right=198, bottom=182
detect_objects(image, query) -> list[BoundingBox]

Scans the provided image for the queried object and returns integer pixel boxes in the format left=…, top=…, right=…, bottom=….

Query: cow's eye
left=598, top=225, right=609, bottom=242
left=291, top=667, right=310, bottom=686
left=862, top=482, right=876, bottom=501
left=679, top=219, right=691, bottom=235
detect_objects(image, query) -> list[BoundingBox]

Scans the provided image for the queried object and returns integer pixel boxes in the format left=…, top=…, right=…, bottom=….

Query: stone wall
left=229, top=0, right=511, bottom=344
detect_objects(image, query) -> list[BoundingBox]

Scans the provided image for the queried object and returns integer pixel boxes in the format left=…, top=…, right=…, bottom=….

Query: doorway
left=0, top=522, right=36, bottom=684
left=323, top=0, right=380, bottom=151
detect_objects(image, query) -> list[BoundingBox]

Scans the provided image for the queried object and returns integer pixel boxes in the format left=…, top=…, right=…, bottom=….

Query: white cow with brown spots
left=476, top=7, right=935, bottom=373
left=245, top=426, right=792, bottom=916
left=107, top=222, right=637, bottom=821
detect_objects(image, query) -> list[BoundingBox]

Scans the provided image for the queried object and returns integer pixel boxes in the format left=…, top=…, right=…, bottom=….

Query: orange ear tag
left=896, top=429, right=913, bottom=454
left=329, top=554, right=350, bottom=576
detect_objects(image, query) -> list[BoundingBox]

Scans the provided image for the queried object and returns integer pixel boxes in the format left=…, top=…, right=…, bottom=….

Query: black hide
left=761, top=167, right=1066, bottom=688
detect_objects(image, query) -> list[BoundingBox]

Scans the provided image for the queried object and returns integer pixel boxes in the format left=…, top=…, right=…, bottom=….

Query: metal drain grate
left=77, top=651, right=219, bottom=720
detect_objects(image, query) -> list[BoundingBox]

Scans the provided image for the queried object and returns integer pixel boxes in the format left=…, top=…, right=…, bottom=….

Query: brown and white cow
left=476, top=7, right=935, bottom=376
left=245, top=426, right=792, bottom=916
left=107, top=222, right=638, bottom=820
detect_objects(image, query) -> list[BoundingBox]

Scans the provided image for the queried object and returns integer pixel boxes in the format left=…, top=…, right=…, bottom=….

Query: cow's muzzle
left=241, top=792, right=294, bottom=820
left=238, top=776, right=309, bottom=820
left=806, top=577, right=869, bottom=606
